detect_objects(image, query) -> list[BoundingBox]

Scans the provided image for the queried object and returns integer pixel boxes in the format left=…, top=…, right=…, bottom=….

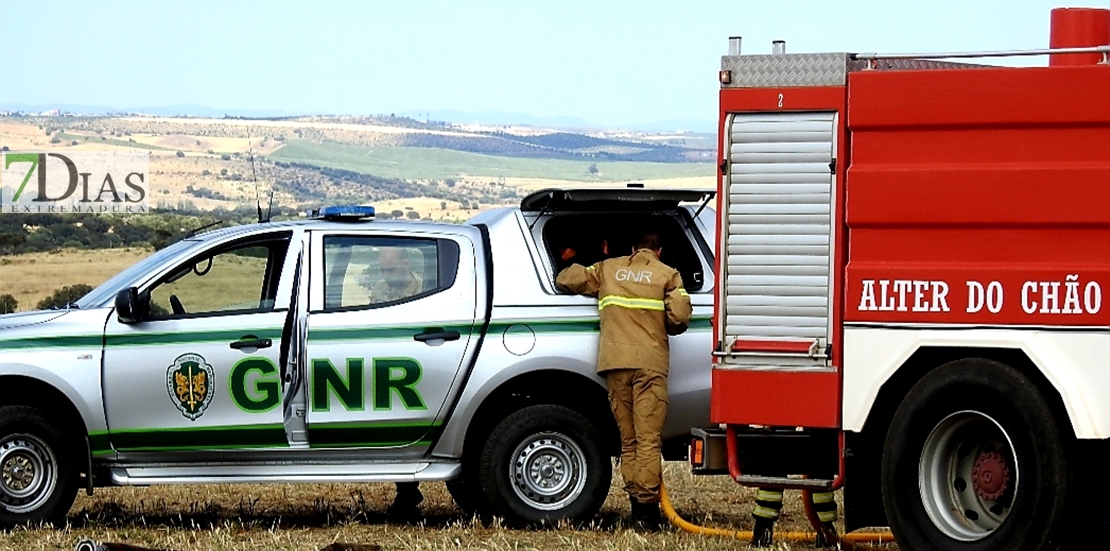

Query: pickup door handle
left=230, top=337, right=273, bottom=350
left=413, top=329, right=461, bottom=343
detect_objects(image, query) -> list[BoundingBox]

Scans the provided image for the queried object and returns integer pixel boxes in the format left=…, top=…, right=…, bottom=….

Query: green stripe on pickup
left=88, top=431, right=113, bottom=456
left=109, top=423, right=289, bottom=452
left=307, top=421, right=440, bottom=448
left=307, top=323, right=474, bottom=343
left=689, top=316, right=712, bottom=330
left=106, top=328, right=283, bottom=347
left=105, top=422, right=441, bottom=452
left=0, top=334, right=102, bottom=351
left=489, top=315, right=711, bottom=334
left=488, top=319, right=600, bottom=334
left=0, top=315, right=709, bottom=352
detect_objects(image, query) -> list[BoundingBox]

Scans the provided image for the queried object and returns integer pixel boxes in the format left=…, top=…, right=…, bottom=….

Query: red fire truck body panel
left=845, top=64, right=1110, bottom=328
left=711, top=369, right=840, bottom=428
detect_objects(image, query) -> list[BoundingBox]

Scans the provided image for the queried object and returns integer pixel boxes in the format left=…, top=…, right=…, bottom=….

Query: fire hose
left=659, top=483, right=896, bottom=549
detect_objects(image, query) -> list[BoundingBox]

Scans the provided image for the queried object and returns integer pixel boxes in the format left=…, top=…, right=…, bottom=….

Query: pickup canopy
left=521, top=188, right=714, bottom=212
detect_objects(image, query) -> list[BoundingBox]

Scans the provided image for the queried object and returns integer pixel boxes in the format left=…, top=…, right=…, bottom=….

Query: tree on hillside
left=588, top=163, right=598, bottom=175
left=176, top=151, right=185, bottom=158
left=0, top=294, right=17, bottom=314
left=406, top=210, right=421, bottom=220
left=440, top=201, right=447, bottom=210
left=36, top=284, right=94, bottom=310
left=390, top=210, right=404, bottom=219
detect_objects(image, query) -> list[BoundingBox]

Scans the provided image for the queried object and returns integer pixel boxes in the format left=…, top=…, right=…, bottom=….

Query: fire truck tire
left=882, top=358, right=1071, bottom=551
left=477, top=404, right=610, bottom=526
left=0, top=405, right=80, bottom=529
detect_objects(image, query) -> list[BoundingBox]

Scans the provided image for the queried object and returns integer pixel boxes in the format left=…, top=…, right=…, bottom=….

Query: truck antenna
left=248, top=128, right=263, bottom=223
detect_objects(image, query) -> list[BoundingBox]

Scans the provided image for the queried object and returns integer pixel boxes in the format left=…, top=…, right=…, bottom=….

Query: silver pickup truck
left=0, top=187, right=715, bottom=527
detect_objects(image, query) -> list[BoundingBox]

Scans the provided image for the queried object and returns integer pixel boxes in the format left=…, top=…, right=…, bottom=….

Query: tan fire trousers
left=606, top=368, right=668, bottom=504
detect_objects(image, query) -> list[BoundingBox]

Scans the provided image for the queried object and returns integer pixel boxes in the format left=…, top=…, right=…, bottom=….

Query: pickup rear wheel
left=882, top=359, right=1072, bottom=551
left=0, top=406, right=79, bottom=528
left=477, top=404, right=610, bottom=526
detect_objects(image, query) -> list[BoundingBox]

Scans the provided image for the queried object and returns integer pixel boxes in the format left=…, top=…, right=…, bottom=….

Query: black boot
left=630, top=500, right=662, bottom=532
left=387, top=482, right=423, bottom=520
left=814, top=521, right=838, bottom=548
left=751, top=517, right=775, bottom=547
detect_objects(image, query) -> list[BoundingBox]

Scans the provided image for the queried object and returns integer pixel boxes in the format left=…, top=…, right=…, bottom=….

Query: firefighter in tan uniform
left=556, top=233, right=691, bottom=530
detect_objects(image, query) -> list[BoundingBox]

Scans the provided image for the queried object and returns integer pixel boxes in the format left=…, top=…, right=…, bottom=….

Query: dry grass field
left=0, top=463, right=895, bottom=551
left=0, top=248, right=151, bottom=311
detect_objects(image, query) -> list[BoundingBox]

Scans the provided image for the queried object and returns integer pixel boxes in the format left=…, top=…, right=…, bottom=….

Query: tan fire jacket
left=556, top=249, right=692, bottom=374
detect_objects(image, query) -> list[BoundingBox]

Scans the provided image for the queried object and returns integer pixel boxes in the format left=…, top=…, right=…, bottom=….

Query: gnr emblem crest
left=166, top=353, right=215, bottom=421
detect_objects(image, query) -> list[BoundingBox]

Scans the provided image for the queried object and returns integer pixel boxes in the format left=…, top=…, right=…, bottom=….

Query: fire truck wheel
left=477, top=404, right=610, bottom=526
left=0, top=406, right=80, bottom=529
left=882, top=358, right=1071, bottom=551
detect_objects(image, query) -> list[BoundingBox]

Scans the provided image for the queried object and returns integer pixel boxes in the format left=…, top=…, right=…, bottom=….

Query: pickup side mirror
left=115, top=287, right=148, bottom=324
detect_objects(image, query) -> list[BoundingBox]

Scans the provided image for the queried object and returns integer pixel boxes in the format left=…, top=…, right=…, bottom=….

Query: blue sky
left=3, top=1, right=1106, bottom=129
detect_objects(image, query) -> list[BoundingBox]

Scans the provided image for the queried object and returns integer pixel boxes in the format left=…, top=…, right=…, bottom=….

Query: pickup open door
left=299, top=227, right=482, bottom=456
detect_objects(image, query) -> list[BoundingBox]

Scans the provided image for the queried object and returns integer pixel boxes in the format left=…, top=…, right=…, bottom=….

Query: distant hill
left=0, top=103, right=715, bottom=134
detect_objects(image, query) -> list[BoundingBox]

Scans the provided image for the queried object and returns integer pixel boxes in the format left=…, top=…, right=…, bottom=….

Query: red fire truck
left=692, top=7, right=1110, bottom=550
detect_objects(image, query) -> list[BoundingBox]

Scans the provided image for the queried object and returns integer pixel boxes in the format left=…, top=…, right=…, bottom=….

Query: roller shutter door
left=724, top=111, right=835, bottom=353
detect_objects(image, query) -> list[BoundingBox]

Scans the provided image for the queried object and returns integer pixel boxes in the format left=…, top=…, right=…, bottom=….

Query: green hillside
left=269, top=140, right=713, bottom=182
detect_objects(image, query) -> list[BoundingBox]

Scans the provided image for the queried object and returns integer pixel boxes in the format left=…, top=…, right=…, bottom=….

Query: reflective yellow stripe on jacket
left=598, top=295, right=665, bottom=311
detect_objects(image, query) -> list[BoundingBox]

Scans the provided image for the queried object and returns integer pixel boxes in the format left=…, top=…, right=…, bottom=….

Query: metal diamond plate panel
left=846, top=58, right=992, bottom=71
left=721, top=53, right=849, bottom=88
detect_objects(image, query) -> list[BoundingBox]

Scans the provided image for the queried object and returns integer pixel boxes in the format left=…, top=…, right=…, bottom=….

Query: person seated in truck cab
left=370, top=246, right=423, bottom=304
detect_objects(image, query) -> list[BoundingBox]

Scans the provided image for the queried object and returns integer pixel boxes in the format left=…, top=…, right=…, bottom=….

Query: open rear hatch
left=521, top=188, right=714, bottom=212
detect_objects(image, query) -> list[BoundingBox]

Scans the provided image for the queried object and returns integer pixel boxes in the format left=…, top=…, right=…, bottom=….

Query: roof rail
left=851, top=45, right=1110, bottom=63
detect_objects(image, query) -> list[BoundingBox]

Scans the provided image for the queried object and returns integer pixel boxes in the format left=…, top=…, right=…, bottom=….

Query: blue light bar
left=308, top=205, right=376, bottom=221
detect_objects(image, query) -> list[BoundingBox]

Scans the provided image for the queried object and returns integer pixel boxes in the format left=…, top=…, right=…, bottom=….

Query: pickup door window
left=303, top=233, right=476, bottom=454
left=102, top=232, right=294, bottom=457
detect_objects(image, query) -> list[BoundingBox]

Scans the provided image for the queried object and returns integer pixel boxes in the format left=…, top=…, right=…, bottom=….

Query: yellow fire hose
left=659, top=483, right=896, bottom=548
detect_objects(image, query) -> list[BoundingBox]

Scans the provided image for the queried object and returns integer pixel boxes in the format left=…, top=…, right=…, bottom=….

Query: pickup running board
left=109, top=461, right=460, bottom=486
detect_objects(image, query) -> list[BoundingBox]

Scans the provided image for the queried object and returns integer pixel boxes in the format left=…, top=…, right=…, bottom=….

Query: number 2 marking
left=777, top=93, right=784, bottom=108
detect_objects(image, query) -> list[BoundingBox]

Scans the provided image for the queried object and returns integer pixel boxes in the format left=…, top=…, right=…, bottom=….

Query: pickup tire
left=477, top=404, right=610, bottom=525
left=0, top=405, right=80, bottom=528
left=882, top=359, right=1072, bottom=551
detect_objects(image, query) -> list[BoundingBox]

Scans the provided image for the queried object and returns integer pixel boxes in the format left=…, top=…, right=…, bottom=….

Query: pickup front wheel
left=0, top=406, right=79, bottom=528
left=477, top=404, right=610, bottom=525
